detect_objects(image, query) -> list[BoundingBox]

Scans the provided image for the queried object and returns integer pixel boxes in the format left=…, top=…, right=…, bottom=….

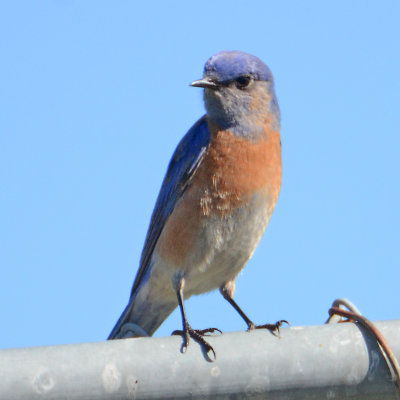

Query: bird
left=108, top=50, right=284, bottom=359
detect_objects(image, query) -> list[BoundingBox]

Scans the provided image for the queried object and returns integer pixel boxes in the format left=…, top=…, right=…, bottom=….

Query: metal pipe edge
left=1, top=320, right=399, bottom=399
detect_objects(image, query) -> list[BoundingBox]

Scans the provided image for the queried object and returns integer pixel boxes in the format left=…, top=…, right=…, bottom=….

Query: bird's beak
left=190, top=77, right=219, bottom=89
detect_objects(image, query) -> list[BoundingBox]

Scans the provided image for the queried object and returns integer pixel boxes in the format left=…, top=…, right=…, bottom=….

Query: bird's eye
left=235, top=75, right=253, bottom=89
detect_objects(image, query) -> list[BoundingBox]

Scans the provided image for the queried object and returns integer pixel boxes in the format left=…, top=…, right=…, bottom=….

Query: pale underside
left=131, top=194, right=274, bottom=335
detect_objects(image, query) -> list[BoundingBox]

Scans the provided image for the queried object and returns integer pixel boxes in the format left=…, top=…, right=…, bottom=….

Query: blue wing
left=107, top=116, right=211, bottom=339
left=130, top=116, right=210, bottom=298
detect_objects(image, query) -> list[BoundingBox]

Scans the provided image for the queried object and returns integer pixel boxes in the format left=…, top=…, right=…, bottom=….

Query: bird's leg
left=172, top=275, right=221, bottom=359
left=220, top=283, right=288, bottom=335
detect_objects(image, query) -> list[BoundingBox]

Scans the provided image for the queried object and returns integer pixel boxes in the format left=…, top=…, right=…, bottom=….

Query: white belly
left=183, top=195, right=272, bottom=296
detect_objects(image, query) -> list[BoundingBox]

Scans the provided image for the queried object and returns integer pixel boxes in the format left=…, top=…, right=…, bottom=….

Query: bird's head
left=191, top=51, right=280, bottom=136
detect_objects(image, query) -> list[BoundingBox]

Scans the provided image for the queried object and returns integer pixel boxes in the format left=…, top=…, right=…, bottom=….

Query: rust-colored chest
left=191, top=125, right=282, bottom=216
left=156, top=124, right=282, bottom=265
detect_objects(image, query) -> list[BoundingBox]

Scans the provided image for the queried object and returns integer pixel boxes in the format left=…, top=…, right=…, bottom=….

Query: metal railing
left=1, top=319, right=399, bottom=399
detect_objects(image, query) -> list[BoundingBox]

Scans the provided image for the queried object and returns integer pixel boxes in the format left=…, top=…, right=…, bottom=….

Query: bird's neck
left=207, top=112, right=280, bottom=142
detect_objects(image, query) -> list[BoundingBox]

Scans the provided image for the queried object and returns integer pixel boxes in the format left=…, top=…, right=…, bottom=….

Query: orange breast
left=156, top=121, right=282, bottom=265
left=195, top=121, right=282, bottom=214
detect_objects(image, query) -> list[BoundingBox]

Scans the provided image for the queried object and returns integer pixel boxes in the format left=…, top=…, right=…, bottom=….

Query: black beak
left=190, top=77, right=219, bottom=89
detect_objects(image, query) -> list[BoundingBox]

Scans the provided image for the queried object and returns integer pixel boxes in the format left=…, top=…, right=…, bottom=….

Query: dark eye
left=235, top=75, right=253, bottom=89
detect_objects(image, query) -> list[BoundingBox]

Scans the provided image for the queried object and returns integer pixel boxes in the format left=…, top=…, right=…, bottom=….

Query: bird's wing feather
left=129, top=116, right=210, bottom=298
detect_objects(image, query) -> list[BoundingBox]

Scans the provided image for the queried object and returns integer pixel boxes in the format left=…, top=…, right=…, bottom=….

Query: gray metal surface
left=1, top=320, right=399, bottom=399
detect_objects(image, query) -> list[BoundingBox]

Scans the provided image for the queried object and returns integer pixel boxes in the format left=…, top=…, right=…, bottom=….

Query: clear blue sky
left=1, top=1, right=399, bottom=349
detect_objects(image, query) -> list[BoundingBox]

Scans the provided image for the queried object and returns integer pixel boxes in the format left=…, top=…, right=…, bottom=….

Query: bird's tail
left=107, top=301, right=149, bottom=339
left=107, top=292, right=178, bottom=340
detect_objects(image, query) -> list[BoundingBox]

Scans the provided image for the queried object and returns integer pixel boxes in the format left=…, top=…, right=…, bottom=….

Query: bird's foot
left=172, top=326, right=222, bottom=360
left=248, top=320, right=289, bottom=336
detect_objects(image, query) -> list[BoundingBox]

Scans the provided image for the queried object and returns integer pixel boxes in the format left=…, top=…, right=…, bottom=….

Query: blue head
left=191, top=51, right=280, bottom=136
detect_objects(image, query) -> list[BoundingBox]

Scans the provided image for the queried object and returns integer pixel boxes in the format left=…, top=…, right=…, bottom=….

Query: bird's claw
left=197, top=327, right=223, bottom=336
left=172, top=326, right=221, bottom=360
left=249, top=319, right=289, bottom=336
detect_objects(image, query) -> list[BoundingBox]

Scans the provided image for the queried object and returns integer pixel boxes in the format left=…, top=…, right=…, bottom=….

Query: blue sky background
left=1, top=1, right=399, bottom=349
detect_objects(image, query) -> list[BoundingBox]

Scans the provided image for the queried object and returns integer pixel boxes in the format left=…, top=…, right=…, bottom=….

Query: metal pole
left=1, top=320, right=399, bottom=399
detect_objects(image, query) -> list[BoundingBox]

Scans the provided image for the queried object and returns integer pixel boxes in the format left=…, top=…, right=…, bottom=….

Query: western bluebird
left=108, top=50, right=284, bottom=358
